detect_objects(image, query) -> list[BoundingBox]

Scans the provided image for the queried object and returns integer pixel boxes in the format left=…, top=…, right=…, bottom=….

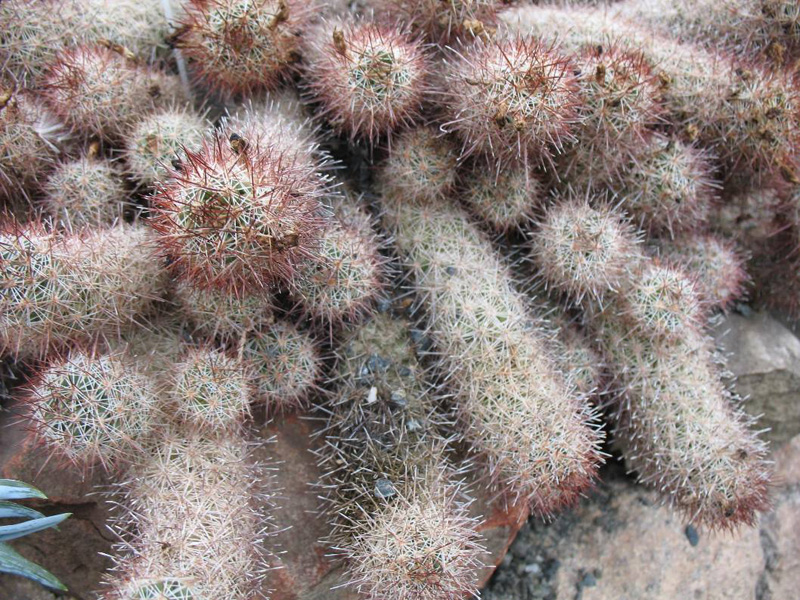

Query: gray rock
left=482, top=436, right=800, bottom=600
left=713, top=312, right=800, bottom=447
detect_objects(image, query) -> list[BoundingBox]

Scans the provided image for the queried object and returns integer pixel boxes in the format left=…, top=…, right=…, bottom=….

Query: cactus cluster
left=0, top=0, right=795, bottom=598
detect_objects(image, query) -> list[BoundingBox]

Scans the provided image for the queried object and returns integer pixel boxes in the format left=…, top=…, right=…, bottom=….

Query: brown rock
left=713, top=311, right=800, bottom=447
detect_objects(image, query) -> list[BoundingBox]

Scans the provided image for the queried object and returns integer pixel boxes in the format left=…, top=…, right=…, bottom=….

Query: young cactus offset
left=239, top=320, right=322, bottom=413
left=124, top=107, right=208, bottom=187
left=173, top=0, right=311, bottom=94
left=150, top=130, right=330, bottom=292
left=303, top=18, right=429, bottom=143
left=26, top=349, right=158, bottom=470
left=441, top=36, right=581, bottom=169
left=41, top=155, right=129, bottom=229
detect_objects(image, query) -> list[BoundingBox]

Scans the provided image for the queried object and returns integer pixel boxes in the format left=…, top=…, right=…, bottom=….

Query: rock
left=713, top=311, right=800, bottom=447
left=757, top=435, right=800, bottom=599
left=483, top=436, right=800, bottom=600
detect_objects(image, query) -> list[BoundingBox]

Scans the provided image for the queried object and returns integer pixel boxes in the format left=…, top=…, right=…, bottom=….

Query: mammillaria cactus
left=1, top=0, right=795, bottom=596
left=0, top=87, right=66, bottom=204
left=532, top=193, right=771, bottom=528
left=171, top=347, right=251, bottom=430
left=41, top=155, right=128, bottom=228
left=500, top=5, right=800, bottom=182
left=302, top=18, right=429, bottom=143
left=173, top=279, right=274, bottom=341
left=654, top=233, right=749, bottom=310
left=374, top=0, right=503, bottom=43
left=0, top=224, right=166, bottom=358
left=289, top=201, right=385, bottom=326
left=26, top=349, right=158, bottom=469
left=42, top=45, right=183, bottom=141
left=173, top=0, right=311, bottom=95
left=239, top=320, right=321, bottom=412
left=124, top=108, right=208, bottom=187
left=530, top=196, right=642, bottom=303
left=441, top=35, right=581, bottom=169
left=105, top=428, right=270, bottom=600
left=0, top=0, right=84, bottom=86
left=381, top=188, right=604, bottom=513
left=378, top=127, right=459, bottom=204
left=150, top=129, right=330, bottom=292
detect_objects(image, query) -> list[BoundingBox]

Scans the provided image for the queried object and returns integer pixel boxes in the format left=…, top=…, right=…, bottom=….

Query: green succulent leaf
left=0, top=501, right=45, bottom=520
left=0, top=513, right=71, bottom=542
left=0, top=541, right=67, bottom=591
left=0, top=480, right=47, bottom=501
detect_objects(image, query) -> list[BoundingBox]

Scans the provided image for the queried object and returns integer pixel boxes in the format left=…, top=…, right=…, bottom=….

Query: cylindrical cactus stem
left=377, top=126, right=459, bottom=205
left=530, top=201, right=772, bottom=526
left=289, top=197, right=386, bottom=327
left=238, top=320, right=322, bottom=413
left=123, top=107, right=208, bottom=188
left=460, top=158, right=547, bottom=232
left=25, top=349, right=159, bottom=471
left=317, top=310, right=485, bottom=600
left=41, top=155, right=129, bottom=229
left=529, top=194, right=643, bottom=305
left=0, top=223, right=167, bottom=359
left=374, top=0, right=504, bottom=43
left=171, top=347, right=252, bottom=431
left=42, top=45, right=185, bottom=141
left=653, top=233, right=749, bottom=311
left=380, top=190, right=604, bottom=514
left=150, top=129, right=331, bottom=292
left=596, top=315, right=771, bottom=529
left=441, top=35, right=581, bottom=170
left=105, top=427, right=271, bottom=600
left=173, top=279, right=275, bottom=342
left=0, top=87, right=67, bottom=205
left=302, top=18, right=430, bottom=143
left=499, top=5, right=800, bottom=182
left=173, top=0, right=311, bottom=94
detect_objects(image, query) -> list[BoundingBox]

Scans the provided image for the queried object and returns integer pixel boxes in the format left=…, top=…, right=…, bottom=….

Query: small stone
left=524, top=563, right=542, bottom=576
left=374, top=478, right=396, bottom=499
left=580, top=572, right=597, bottom=588
left=389, top=389, right=407, bottom=408
left=445, top=266, right=457, bottom=275
left=406, top=418, right=422, bottom=432
left=366, top=354, right=389, bottom=373
left=684, top=524, right=700, bottom=547
left=366, top=386, right=378, bottom=405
